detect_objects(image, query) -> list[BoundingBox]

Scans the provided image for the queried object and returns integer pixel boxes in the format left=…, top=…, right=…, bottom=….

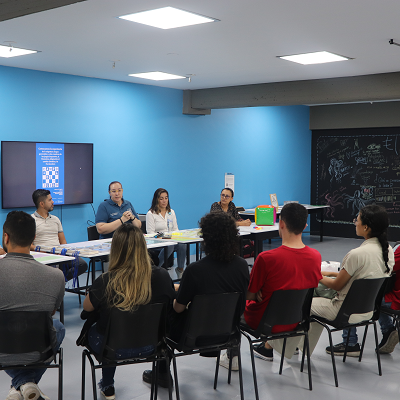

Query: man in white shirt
left=31, top=189, right=87, bottom=280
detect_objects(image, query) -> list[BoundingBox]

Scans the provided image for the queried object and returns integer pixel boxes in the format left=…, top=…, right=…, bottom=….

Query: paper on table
left=321, top=261, right=340, bottom=272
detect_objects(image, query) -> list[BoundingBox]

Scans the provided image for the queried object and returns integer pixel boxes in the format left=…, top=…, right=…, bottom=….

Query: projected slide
left=36, top=143, right=65, bottom=204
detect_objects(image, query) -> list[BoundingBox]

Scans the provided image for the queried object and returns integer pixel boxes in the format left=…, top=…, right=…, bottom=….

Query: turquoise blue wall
left=0, top=65, right=311, bottom=243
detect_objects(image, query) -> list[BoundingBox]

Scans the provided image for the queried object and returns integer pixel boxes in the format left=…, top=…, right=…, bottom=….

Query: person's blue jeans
left=158, top=243, right=186, bottom=270
left=378, top=299, right=395, bottom=334
left=87, top=325, right=155, bottom=390
left=5, top=319, right=65, bottom=389
left=342, top=327, right=358, bottom=346
left=342, top=299, right=395, bottom=344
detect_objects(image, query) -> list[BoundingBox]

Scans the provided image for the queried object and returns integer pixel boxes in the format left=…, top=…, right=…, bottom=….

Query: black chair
left=86, top=226, right=107, bottom=287
left=380, top=272, right=400, bottom=346
left=166, top=292, right=243, bottom=400
left=311, top=277, right=387, bottom=387
left=0, top=311, right=63, bottom=399
left=81, top=303, right=171, bottom=400
left=240, top=288, right=314, bottom=400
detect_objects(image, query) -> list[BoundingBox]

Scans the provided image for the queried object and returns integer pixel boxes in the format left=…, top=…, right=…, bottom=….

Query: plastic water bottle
left=167, top=213, right=173, bottom=232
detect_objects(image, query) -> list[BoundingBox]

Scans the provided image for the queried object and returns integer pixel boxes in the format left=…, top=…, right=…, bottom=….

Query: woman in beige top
left=312, top=204, right=394, bottom=356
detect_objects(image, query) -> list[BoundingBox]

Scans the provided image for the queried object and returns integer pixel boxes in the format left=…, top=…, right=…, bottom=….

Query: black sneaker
left=379, top=326, right=399, bottom=354
left=100, top=386, right=115, bottom=400
left=253, top=343, right=273, bottom=361
left=142, top=370, right=174, bottom=388
left=325, top=342, right=361, bottom=357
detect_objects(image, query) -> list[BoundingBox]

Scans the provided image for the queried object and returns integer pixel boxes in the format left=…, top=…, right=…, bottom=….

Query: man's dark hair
left=3, top=211, right=36, bottom=247
left=199, top=212, right=239, bottom=262
left=280, top=203, right=308, bottom=235
left=32, top=189, right=51, bottom=209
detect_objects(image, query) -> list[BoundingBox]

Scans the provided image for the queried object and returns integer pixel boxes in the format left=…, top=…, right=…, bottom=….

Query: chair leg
left=373, top=322, right=382, bottom=376
left=228, top=351, right=233, bottom=384
left=300, top=338, right=306, bottom=372
left=87, top=355, right=97, bottom=400
left=237, top=347, right=244, bottom=400
left=172, top=353, right=180, bottom=400
left=359, top=325, right=369, bottom=362
left=343, top=329, right=351, bottom=363
left=279, top=338, right=286, bottom=375
left=150, top=361, right=156, bottom=400
left=59, top=348, right=63, bottom=400
left=326, top=329, right=339, bottom=387
left=249, top=342, right=260, bottom=400
left=214, top=352, right=221, bottom=389
left=86, top=260, right=92, bottom=289
left=81, top=351, right=86, bottom=400
left=305, top=333, right=312, bottom=391
left=77, top=278, right=82, bottom=305
left=165, top=355, right=173, bottom=400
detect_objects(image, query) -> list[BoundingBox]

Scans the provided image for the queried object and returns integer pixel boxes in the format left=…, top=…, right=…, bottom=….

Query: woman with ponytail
left=305, top=205, right=395, bottom=358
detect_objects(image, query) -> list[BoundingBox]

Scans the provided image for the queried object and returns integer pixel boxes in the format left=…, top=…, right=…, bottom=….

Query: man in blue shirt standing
left=95, top=181, right=141, bottom=239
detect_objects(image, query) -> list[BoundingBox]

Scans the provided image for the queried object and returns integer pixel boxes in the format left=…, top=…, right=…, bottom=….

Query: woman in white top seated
left=146, top=188, right=186, bottom=278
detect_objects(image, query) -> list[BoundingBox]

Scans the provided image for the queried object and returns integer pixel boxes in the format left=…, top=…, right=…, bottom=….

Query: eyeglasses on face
left=110, top=189, right=123, bottom=194
left=221, top=194, right=231, bottom=199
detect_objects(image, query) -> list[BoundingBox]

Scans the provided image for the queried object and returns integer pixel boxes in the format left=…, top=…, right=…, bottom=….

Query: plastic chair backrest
left=384, top=272, right=396, bottom=295
left=102, top=303, right=165, bottom=360
left=178, top=292, right=241, bottom=350
left=87, top=225, right=100, bottom=241
left=255, top=288, right=313, bottom=337
left=333, top=278, right=386, bottom=326
left=0, top=311, right=53, bottom=357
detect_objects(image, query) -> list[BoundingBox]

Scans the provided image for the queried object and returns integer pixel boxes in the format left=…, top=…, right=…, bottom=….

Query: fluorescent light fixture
left=129, top=72, right=186, bottom=81
left=0, top=44, right=37, bottom=58
left=119, top=6, right=216, bottom=29
left=278, top=51, right=350, bottom=65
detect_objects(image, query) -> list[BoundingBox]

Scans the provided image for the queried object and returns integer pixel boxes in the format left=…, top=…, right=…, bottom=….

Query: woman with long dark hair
left=82, top=224, right=175, bottom=399
left=146, top=188, right=186, bottom=277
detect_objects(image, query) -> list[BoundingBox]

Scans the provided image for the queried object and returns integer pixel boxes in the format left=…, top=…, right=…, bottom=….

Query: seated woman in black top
left=82, top=224, right=175, bottom=400
left=210, top=188, right=251, bottom=226
left=142, top=212, right=249, bottom=386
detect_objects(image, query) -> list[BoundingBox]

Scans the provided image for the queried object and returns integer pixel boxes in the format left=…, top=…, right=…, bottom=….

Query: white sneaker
left=6, top=387, right=23, bottom=400
left=19, top=383, right=40, bottom=400
left=175, top=267, right=183, bottom=280
left=219, top=352, right=239, bottom=371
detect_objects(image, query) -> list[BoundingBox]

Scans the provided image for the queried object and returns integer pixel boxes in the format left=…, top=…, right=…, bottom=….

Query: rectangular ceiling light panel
left=279, top=51, right=350, bottom=65
left=0, top=45, right=37, bottom=58
left=129, top=72, right=186, bottom=80
left=119, top=6, right=215, bottom=29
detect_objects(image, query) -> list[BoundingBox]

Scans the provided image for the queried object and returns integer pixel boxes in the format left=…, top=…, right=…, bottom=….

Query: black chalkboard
left=311, top=127, right=400, bottom=239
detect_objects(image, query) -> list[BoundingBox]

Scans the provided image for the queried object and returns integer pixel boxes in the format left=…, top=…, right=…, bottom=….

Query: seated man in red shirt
left=244, top=202, right=322, bottom=361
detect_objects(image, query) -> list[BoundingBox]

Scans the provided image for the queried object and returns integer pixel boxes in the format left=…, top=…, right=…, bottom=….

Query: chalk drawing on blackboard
left=342, top=190, right=375, bottom=216
left=320, top=190, right=344, bottom=219
left=328, top=158, right=350, bottom=183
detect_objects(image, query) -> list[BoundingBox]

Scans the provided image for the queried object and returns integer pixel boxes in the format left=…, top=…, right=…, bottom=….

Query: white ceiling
left=1, top=0, right=400, bottom=91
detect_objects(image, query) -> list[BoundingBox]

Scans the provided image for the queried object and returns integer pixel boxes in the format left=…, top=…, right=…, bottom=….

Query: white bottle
left=167, top=212, right=173, bottom=232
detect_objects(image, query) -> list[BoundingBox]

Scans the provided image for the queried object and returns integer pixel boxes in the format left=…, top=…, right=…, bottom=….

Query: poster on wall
left=225, top=172, right=235, bottom=192
left=36, top=143, right=65, bottom=204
